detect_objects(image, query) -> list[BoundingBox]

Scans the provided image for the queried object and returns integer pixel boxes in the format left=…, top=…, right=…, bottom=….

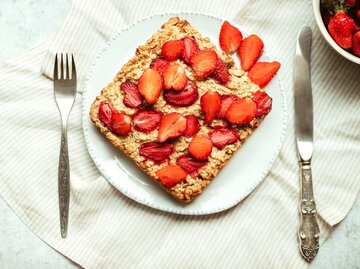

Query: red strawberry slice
left=353, top=31, right=360, bottom=57
left=163, top=64, right=188, bottom=91
left=190, top=50, right=218, bottom=79
left=161, top=40, right=184, bottom=61
left=189, top=134, right=213, bottom=160
left=238, top=35, right=264, bottom=71
left=182, top=37, right=200, bottom=63
left=219, top=21, right=243, bottom=54
left=120, top=80, right=143, bottom=108
left=111, top=112, right=132, bottom=136
left=177, top=155, right=207, bottom=173
left=163, top=83, right=199, bottom=107
left=99, top=102, right=114, bottom=130
left=226, top=98, right=257, bottom=125
left=138, top=68, right=163, bottom=104
left=209, top=128, right=239, bottom=149
left=133, top=109, right=162, bottom=133
left=155, top=165, right=187, bottom=187
left=139, top=142, right=173, bottom=162
left=218, top=95, right=238, bottom=119
left=200, top=90, right=222, bottom=124
left=158, top=112, right=187, bottom=142
left=248, top=61, right=281, bottom=88
left=252, top=91, right=272, bottom=116
left=212, top=59, right=230, bottom=85
left=150, top=58, right=170, bottom=76
left=185, top=115, right=200, bottom=138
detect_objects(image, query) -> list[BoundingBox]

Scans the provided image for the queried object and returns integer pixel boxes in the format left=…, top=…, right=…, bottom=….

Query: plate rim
left=81, top=11, right=288, bottom=215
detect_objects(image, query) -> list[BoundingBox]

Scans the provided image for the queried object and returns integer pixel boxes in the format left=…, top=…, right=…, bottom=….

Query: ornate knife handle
left=298, top=161, right=320, bottom=261
left=58, top=125, right=70, bottom=238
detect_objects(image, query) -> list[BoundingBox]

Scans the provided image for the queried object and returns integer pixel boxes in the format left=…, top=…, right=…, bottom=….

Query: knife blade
left=294, top=25, right=320, bottom=262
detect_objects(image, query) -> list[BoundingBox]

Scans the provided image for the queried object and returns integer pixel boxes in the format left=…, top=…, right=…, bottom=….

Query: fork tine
left=60, top=53, right=64, bottom=80
left=65, top=54, right=70, bottom=80
left=71, top=54, right=77, bottom=80
left=54, top=54, right=58, bottom=80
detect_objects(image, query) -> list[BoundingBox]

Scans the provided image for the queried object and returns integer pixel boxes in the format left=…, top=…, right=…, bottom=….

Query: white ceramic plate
left=82, top=12, right=287, bottom=215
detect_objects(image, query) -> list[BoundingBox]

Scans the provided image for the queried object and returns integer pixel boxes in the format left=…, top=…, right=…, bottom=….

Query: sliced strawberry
left=238, top=35, right=264, bottom=71
left=177, top=155, right=207, bottom=173
left=190, top=50, right=218, bottom=78
left=252, top=91, right=272, bottom=116
left=161, top=40, right=184, bottom=61
left=212, top=59, right=230, bottom=85
left=248, top=61, right=281, bottom=88
left=133, top=109, right=162, bottom=133
left=158, top=112, right=187, bottom=142
left=156, top=164, right=187, bottom=188
left=226, top=98, right=257, bottom=125
left=182, top=37, right=200, bottom=63
left=163, top=84, right=199, bottom=107
left=189, top=135, right=213, bottom=160
left=111, top=112, right=132, bottom=136
left=209, top=128, right=239, bottom=149
left=185, top=115, right=200, bottom=138
left=150, top=58, right=170, bottom=76
left=219, top=21, right=243, bottom=54
left=138, top=68, right=163, bottom=104
left=120, top=80, right=143, bottom=108
left=353, top=31, right=360, bottom=57
left=139, top=142, right=173, bottom=162
left=200, top=90, right=222, bottom=124
left=218, top=95, right=238, bottom=119
left=99, top=102, right=114, bottom=130
left=163, top=64, right=188, bottom=91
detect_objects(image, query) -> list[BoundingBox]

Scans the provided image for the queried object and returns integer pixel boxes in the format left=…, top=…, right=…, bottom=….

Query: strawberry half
left=252, top=91, right=272, bottom=116
left=155, top=165, right=187, bottom=187
left=353, top=31, right=360, bottom=57
left=218, top=95, right=238, bottom=119
left=99, top=101, right=114, bottom=130
left=238, top=34, right=264, bottom=71
left=177, top=155, right=207, bottom=173
left=120, top=80, right=143, bottom=108
left=189, top=134, right=213, bottom=160
left=182, top=37, right=200, bottom=63
left=163, top=64, right=188, bottom=91
left=138, top=68, right=163, bottom=104
left=190, top=50, right=218, bottom=79
left=212, top=59, right=230, bottom=85
left=209, top=128, right=239, bottom=149
left=133, top=109, right=162, bottom=133
left=158, top=112, right=187, bottom=142
left=328, top=11, right=355, bottom=49
left=161, top=40, right=184, bottom=61
left=248, top=61, right=281, bottom=88
left=150, top=58, right=170, bottom=76
left=200, top=90, right=222, bottom=124
left=185, top=115, right=200, bottom=138
left=139, top=142, right=173, bottom=162
left=219, top=21, right=243, bottom=54
left=226, top=98, right=257, bottom=125
left=163, top=83, right=199, bottom=107
left=111, top=112, right=132, bottom=136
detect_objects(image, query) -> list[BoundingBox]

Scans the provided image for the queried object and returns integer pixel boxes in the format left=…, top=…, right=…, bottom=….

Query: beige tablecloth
left=1, top=0, right=360, bottom=268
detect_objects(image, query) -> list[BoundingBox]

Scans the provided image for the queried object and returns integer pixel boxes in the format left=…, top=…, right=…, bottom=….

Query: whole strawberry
left=328, top=11, right=356, bottom=48
left=352, top=31, right=360, bottom=56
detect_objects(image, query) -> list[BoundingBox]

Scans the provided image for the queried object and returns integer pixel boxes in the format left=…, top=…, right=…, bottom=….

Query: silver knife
left=294, top=26, right=320, bottom=262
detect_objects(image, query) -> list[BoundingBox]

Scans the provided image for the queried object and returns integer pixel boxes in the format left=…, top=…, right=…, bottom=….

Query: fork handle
left=298, top=161, right=320, bottom=261
left=58, top=124, right=70, bottom=238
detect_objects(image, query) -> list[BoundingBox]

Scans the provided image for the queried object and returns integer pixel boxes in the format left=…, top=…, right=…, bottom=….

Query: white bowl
left=312, top=0, right=360, bottom=64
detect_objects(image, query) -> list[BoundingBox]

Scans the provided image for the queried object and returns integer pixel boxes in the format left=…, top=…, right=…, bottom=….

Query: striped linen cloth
left=1, top=0, right=359, bottom=268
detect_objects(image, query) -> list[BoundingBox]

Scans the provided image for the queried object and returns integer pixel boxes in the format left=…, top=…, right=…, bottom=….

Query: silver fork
left=54, top=53, right=77, bottom=238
